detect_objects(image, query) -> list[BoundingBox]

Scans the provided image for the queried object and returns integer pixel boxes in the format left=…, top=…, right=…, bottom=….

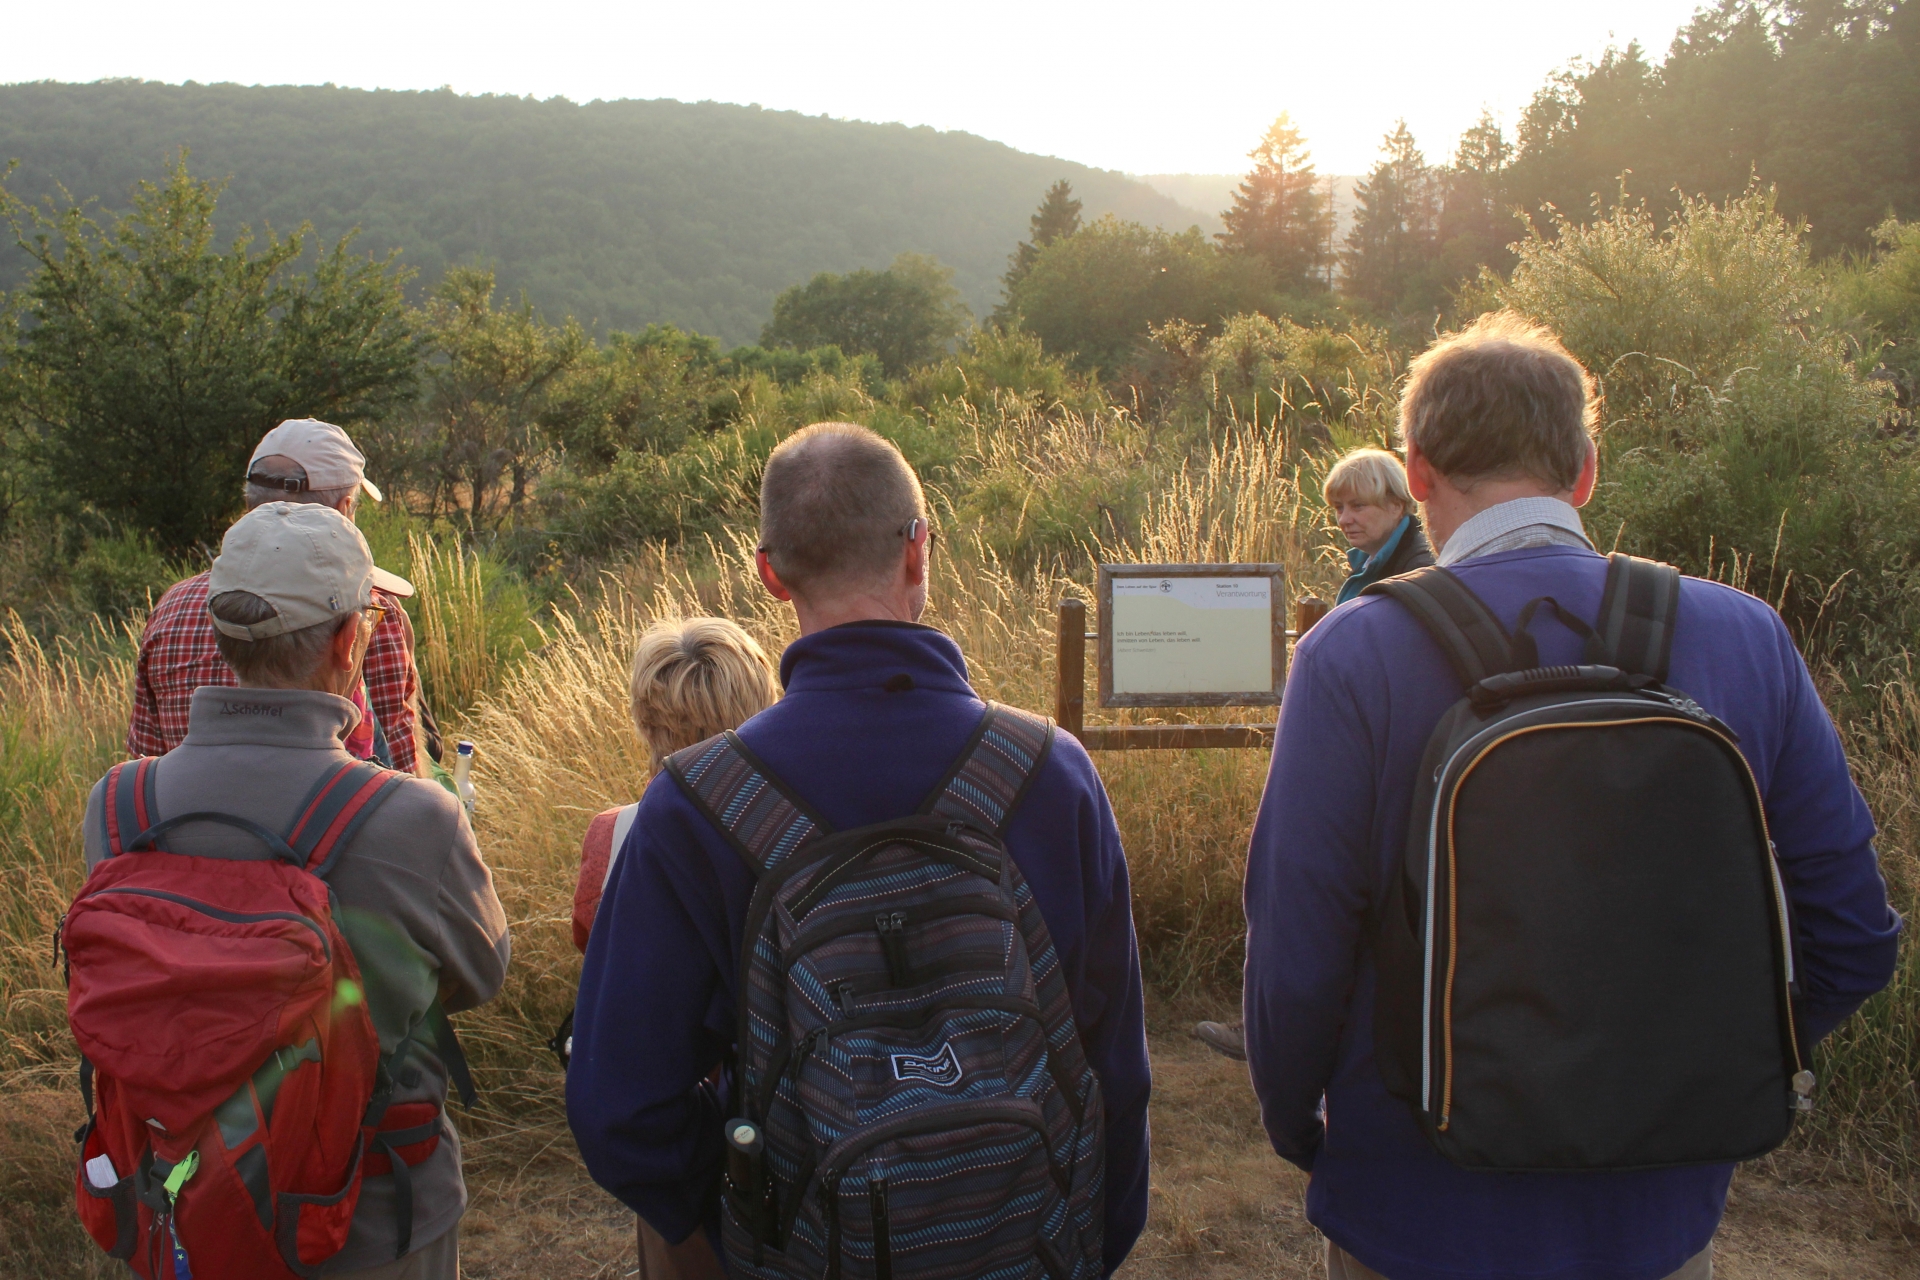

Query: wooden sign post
left=1053, top=565, right=1328, bottom=751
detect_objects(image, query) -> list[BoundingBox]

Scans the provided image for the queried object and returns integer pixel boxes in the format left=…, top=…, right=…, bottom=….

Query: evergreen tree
left=1341, top=121, right=1442, bottom=315
left=1217, top=114, right=1334, bottom=292
left=997, top=181, right=1082, bottom=321
left=1437, top=112, right=1517, bottom=285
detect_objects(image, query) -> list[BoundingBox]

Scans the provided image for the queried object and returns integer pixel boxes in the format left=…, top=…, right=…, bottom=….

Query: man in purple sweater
left=568, top=422, right=1151, bottom=1277
left=1245, top=312, right=1901, bottom=1280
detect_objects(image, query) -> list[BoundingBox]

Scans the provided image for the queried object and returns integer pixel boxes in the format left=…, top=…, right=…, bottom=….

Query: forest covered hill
left=0, top=80, right=1210, bottom=342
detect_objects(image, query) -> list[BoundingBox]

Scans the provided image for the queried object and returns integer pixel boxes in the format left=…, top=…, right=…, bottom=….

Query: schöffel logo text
left=890, top=1043, right=963, bottom=1088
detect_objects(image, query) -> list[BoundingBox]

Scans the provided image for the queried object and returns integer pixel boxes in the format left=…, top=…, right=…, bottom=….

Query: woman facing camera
left=1325, top=447, right=1433, bottom=604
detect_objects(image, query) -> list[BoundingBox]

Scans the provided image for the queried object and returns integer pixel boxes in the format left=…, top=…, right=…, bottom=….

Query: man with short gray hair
left=569, top=422, right=1152, bottom=1277
left=1243, top=312, right=1898, bottom=1279
left=128, top=418, right=430, bottom=773
left=83, top=501, right=509, bottom=1278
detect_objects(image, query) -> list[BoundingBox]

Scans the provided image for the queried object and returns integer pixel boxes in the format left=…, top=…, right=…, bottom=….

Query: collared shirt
left=127, top=571, right=422, bottom=772
left=1435, top=496, right=1593, bottom=566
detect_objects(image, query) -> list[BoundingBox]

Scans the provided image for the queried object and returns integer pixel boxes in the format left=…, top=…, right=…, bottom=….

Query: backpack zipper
left=1431, top=714, right=1804, bottom=1131
left=875, top=913, right=913, bottom=987
left=870, top=1164, right=893, bottom=1280
left=87, top=887, right=330, bottom=961
left=785, top=894, right=1013, bottom=961
left=814, top=1096, right=1066, bottom=1197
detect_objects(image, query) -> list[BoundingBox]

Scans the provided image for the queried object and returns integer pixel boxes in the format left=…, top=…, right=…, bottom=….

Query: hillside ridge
left=0, top=80, right=1212, bottom=343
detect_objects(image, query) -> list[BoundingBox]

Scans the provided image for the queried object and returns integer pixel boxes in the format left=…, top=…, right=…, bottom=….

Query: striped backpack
left=664, top=703, right=1106, bottom=1280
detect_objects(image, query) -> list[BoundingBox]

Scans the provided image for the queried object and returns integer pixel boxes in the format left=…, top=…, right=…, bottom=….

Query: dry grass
left=0, top=420, right=1915, bottom=1270
left=0, top=615, right=136, bottom=1274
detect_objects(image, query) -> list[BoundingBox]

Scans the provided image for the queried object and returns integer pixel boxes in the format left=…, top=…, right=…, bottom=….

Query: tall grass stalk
left=0, top=615, right=132, bottom=1274
left=406, top=531, right=540, bottom=718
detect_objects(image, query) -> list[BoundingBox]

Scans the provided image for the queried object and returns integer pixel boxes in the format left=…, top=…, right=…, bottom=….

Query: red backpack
left=61, top=756, right=466, bottom=1279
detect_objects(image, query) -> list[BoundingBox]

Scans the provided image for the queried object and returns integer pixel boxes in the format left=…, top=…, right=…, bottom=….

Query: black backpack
left=664, top=704, right=1106, bottom=1280
left=1363, top=554, right=1812, bottom=1171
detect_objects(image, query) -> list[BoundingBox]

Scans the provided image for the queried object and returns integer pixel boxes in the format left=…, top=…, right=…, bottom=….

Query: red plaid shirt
left=127, top=572, right=422, bottom=773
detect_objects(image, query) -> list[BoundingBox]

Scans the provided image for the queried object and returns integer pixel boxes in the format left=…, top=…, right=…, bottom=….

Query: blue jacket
left=568, top=620, right=1152, bottom=1276
left=1245, top=545, right=1900, bottom=1280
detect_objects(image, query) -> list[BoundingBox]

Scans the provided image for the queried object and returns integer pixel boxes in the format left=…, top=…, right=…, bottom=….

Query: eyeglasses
left=361, top=602, right=388, bottom=629
left=756, top=522, right=939, bottom=558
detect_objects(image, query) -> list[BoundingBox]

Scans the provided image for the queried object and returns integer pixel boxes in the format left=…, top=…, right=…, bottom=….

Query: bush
left=68, top=530, right=188, bottom=621
left=1489, top=187, right=1918, bottom=669
left=1831, top=217, right=1920, bottom=419
left=1005, top=216, right=1273, bottom=374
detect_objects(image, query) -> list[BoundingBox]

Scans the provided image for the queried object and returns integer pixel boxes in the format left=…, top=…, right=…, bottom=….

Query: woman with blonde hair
left=1324, top=446, right=1433, bottom=604
left=568, top=615, right=781, bottom=1280
left=1196, top=447, right=1438, bottom=1064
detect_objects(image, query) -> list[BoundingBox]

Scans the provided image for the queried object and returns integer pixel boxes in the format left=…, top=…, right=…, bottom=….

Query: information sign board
left=1096, top=563, right=1286, bottom=707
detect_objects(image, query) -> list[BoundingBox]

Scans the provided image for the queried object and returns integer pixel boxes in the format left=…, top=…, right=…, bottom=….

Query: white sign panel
left=1110, top=576, right=1273, bottom=696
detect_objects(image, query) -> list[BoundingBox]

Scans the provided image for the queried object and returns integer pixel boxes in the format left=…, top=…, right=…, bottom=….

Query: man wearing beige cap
left=83, top=501, right=510, bottom=1279
left=128, top=418, right=432, bottom=773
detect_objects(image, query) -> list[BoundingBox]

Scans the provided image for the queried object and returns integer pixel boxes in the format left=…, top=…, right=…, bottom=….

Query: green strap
left=162, top=1150, right=199, bottom=1201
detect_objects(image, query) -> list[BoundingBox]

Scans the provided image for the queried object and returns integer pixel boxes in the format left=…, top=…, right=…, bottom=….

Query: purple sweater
left=567, top=621, right=1151, bottom=1276
left=1245, top=545, right=1901, bottom=1280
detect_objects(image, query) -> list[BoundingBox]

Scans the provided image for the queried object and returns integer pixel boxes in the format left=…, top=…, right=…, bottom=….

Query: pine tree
left=1341, top=121, right=1441, bottom=314
left=1218, top=114, right=1334, bottom=292
left=1438, top=112, right=1516, bottom=284
left=997, top=181, right=1083, bottom=321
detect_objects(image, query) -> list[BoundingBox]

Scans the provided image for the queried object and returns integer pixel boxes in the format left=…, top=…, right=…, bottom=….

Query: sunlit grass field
left=1, top=413, right=1914, bottom=1271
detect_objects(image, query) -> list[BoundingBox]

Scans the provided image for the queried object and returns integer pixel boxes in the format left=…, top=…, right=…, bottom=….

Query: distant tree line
left=986, top=0, right=1919, bottom=369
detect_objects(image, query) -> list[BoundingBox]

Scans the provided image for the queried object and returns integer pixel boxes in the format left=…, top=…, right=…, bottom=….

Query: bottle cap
left=456, top=740, right=475, bottom=757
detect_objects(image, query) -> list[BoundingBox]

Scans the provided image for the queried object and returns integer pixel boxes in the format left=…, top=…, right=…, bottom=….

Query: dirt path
left=453, top=1021, right=1917, bottom=1279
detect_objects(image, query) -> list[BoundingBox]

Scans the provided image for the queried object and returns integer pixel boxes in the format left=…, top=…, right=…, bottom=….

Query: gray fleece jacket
left=83, top=687, right=511, bottom=1273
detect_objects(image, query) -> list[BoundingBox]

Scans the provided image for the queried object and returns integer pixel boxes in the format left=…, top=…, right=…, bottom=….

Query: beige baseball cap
left=247, top=418, right=384, bottom=503
left=208, top=503, right=414, bottom=641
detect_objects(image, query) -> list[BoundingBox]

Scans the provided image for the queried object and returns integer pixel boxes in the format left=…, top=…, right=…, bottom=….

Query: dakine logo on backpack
left=60, top=756, right=475, bottom=1279
left=1363, top=555, right=1809, bottom=1172
left=890, top=1044, right=963, bottom=1087
left=666, top=703, right=1106, bottom=1280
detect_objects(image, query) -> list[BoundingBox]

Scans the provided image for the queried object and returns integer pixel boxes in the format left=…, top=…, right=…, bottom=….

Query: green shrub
left=1831, top=217, right=1920, bottom=418
left=1489, top=187, right=1916, bottom=670
left=68, top=531, right=188, bottom=621
left=1005, top=216, right=1274, bottom=375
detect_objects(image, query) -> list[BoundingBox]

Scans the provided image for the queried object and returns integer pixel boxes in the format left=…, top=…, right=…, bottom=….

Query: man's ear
left=328, top=614, right=361, bottom=671
left=902, top=520, right=929, bottom=588
left=756, top=549, right=794, bottom=602
left=1569, top=440, right=1599, bottom=508
left=1405, top=440, right=1436, bottom=503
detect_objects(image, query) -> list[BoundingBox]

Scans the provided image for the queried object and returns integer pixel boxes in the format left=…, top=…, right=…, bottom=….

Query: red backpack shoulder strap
left=101, top=757, right=162, bottom=856
left=286, top=760, right=409, bottom=875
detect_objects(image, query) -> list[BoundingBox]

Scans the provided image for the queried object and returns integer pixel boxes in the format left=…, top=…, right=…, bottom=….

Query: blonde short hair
left=629, top=617, right=781, bottom=769
left=1322, top=448, right=1413, bottom=514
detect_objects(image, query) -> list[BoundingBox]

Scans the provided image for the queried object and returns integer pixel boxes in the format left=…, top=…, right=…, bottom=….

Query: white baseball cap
left=247, top=418, right=384, bottom=503
left=208, top=503, right=413, bottom=641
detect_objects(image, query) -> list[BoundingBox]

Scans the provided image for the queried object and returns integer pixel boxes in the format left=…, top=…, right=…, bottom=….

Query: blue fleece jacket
left=1245, top=545, right=1901, bottom=1280
left=568, top=620, right=1151, bottom=1276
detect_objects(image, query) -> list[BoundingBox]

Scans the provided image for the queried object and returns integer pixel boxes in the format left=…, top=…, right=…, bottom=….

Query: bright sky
left=3, top=0, right=1707, bottom=177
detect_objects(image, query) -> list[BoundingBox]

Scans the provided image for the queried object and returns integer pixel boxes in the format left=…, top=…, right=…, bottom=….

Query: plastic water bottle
left=452, top=740, right=476, bottom=817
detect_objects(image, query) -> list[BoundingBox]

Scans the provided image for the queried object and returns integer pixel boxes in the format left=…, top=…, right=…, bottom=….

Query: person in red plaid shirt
left=128, top=419, right=430, bottom=774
